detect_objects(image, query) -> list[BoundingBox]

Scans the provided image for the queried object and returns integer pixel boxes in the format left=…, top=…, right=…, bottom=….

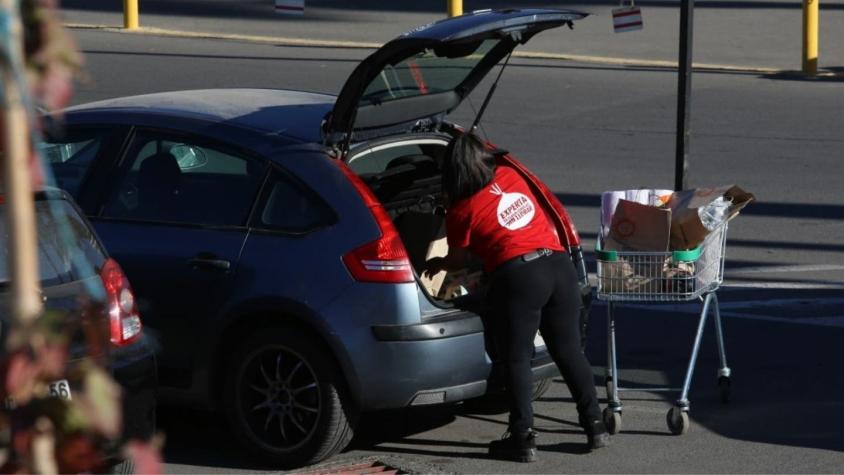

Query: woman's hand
left=422, top=257, right=446, bottom=279
left=422, top=248, right=470, bottom=279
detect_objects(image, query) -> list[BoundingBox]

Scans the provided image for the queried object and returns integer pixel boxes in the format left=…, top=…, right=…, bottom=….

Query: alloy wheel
left=238, top=345, right=322, bottom=452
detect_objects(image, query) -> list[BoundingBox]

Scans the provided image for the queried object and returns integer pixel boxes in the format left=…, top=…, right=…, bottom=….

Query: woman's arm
left=422, top=247, right=470, bottom=278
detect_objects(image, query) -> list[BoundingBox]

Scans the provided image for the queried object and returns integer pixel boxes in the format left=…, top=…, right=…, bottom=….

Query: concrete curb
left=67, top=23, right=788, bottom=75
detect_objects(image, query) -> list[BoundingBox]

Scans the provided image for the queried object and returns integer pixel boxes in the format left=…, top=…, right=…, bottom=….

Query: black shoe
left=488, top=430, right=538, bottom=462
left=582, top=418, right=610, bottom=450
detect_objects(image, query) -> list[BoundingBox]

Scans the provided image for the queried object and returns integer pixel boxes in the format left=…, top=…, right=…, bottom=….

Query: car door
left=92, top=129, right=267, bottom=380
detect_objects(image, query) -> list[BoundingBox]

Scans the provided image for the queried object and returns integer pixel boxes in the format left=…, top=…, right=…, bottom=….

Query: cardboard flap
left=420, top=222, right=449, bottom=297
left=722, top=185, right=755, bottom=219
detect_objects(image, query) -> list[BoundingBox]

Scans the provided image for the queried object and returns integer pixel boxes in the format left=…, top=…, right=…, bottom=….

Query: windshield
left=359, top=39, right=496, bottom=106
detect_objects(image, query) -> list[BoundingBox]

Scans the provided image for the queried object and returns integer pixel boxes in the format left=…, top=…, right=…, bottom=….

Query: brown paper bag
left=605, top=199, right=671, bottom=252
left=667, top=185, right=754, bottom=250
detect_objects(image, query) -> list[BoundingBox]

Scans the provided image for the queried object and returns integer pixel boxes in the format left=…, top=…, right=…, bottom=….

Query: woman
left=424, top=133, right=609, bottom=463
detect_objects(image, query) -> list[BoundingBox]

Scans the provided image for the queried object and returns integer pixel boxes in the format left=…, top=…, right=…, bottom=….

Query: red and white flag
left=275, top=0, right=304, bottom=15
left=612, top=6, right=643, bottom=33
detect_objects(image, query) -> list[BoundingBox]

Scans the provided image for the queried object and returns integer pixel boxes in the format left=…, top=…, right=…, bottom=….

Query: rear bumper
left=406, top=351, right=558, bottom=406
left=347, top=312, right=558, bottom=410
left=110, top=337, right=157, bottom=442
left=371, top=312, right=484, bottom=341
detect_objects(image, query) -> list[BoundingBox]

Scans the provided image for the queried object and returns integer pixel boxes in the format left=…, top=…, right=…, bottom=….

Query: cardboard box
left=667, top=185, right=754, bottom=250
left=601, top=189, right=672, bottom=239
left=605, top=199, right=672, bottom=252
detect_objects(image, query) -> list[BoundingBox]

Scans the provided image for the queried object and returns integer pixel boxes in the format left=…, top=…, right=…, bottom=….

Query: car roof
left=65, top=89, right=336, bottom=144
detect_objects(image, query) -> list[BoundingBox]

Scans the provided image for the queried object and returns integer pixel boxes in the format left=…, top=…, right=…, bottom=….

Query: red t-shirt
left=446, top=159, right=564, bottom=272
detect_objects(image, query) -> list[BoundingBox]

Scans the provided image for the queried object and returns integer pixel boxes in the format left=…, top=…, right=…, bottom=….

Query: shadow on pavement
left=156, top=406, right=273, bottom=471
left=350, top=406, right=458, bottom=449
left=555, top=191, right=844, bottom=272
left=761, top=70, right=844, bottom=82
left=158, top=404, right=464, bottom=470
left=587, top=288, right=844, bottom=453
left=555, top=192, right=844, bottom=221
left=348, top=406, right=496, bottom=461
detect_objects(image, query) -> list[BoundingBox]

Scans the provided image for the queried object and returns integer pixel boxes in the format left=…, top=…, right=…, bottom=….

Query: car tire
left=224, top=327, right=357, bottom=468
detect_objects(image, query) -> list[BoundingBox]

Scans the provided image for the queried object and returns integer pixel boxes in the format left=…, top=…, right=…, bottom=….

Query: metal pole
left=448, top=0, right=462, bottom=17
left=674, top=0, right=694, bottom=191
left=1, top=0, right=44, bottom=326
left=802, top=0, right=818, bottom=74
left=124, top=0, right=139, bottom=29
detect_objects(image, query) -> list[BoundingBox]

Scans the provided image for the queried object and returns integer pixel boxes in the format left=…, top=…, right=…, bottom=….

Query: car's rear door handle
left=188, top=256, right=231, bottom=271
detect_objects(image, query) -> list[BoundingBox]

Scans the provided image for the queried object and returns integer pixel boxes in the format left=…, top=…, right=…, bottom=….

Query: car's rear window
left=359, top=39, right=496, bottom=106
left=0, top=199, right=104, bottom=286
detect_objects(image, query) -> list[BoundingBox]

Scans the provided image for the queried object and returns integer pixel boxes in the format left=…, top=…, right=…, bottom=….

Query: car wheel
left=225, top=327, right=357, bottom=468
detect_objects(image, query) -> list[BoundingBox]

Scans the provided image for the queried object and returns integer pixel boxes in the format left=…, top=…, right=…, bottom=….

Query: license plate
left=48, top=379, right=72, bottom=400
left=534, top=332, right=546, bottom=349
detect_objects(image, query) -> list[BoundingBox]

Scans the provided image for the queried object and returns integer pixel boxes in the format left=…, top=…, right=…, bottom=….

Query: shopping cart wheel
left=718, top=376, right=731, bottom=404
left=603, top=407, right=622, bottom=435
left=666, top=407, right=689, bottom=435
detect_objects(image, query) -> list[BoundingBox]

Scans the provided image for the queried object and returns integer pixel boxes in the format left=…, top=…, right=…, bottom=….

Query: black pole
left=675, top=0, right=694, bottom=191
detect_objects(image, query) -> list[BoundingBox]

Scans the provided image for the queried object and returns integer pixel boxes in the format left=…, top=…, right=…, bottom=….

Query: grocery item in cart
left=698, top=197, right=731, bottom=231
left=668, top=185, right=754, bottom=250
left=596, top=223, right=727, bottom=300
left=597, top=250, right=695, bottom=295
left=661, top=260, right=695, bottom=293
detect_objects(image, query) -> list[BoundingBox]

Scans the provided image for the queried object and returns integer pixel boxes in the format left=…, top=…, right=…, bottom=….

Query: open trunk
left=329, top=8, right=588, bottom=302
left=351, top=140, right=482, bottom=302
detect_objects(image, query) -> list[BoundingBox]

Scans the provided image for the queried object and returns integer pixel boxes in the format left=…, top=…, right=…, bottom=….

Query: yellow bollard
left=802, top=0, right=818, bottom=74
left=124, top=0, right=139, bottom=29
left=448, top=0, right=463, bottom=18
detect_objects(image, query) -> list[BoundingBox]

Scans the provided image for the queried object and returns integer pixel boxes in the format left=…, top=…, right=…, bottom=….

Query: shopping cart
left=595, top=222, right=731, bottom=435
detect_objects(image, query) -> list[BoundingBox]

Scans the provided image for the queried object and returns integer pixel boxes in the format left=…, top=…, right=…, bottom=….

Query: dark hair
left=442, top=133, right=496, bottom=204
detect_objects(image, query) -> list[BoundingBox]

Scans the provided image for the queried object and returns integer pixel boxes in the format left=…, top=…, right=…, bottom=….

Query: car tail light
left=335, top=161, right=414, bottom=284
left=99, top=258, right=143, bottom=346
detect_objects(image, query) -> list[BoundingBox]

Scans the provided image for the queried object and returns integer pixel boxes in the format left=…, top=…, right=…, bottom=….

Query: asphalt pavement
left=61, top=0, right=844, bottom=71
left=60, top=2, right=844, bottom=473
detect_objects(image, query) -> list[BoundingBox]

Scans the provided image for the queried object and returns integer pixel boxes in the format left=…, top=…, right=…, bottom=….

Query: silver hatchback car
left=49, top=9, right=589, bottom=467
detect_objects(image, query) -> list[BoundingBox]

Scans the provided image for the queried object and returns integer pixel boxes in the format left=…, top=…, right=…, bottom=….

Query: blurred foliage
left=21, top=0, right=83, bottom=113
left=0, top=305, right=126, bottom=473
left=1, top=1, right=162, bottom=473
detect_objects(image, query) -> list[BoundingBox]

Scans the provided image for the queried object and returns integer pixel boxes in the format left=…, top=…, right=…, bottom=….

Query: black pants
left=487, top=251, right=602, bottom=434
